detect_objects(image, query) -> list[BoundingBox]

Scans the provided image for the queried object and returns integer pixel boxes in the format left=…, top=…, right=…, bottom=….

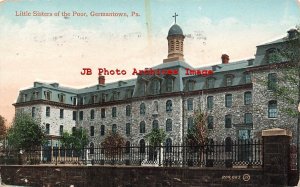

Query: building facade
left=13, top=23, right=298, bottom=148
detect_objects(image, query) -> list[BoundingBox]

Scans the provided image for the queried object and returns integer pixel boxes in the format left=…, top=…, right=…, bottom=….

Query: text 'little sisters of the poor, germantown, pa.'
left=15, top=10, right=140, bottom=17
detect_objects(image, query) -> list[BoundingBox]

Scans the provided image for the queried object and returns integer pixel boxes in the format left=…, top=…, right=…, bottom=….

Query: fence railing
left=0, top=139, right=263, bottom=168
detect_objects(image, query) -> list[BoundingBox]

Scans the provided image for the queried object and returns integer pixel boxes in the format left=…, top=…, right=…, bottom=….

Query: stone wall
left=0, top=165, right=264, bottom=187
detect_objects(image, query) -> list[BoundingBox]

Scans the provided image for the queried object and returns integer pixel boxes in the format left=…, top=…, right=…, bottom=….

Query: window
left=268, top=100, right=277, bottom=118
left=90, top=109, right=95, bottom=120
left=126, top=123, right=131, bottom=135
left=91, top=95, right=97, bottom=104
left=72, top=97, right=77, bottom=105
left=225, top=94, right=232, bottom=108
left=126, top=105, right=131, bottom=116
left=226, top=76, right=233, bottom=86
left=101, top=108, right=105, bottom=118
left=245, top=73, right=251, bottom=83
left=187, top=81, right=194, bottom=91
left=22, top=94, right=27, bottom=102
left=266, top=48, right=281, bottom=64
left=59, top=125, right=63, bottom=136
left=166, top=100, right=172, bottom=112
left=225, top=137, right=232, bottom=152
left=207, top=116, right=213, bottom=129
left=141, top=82, right=147, bottom=96
left=72, top=127, right=76, bottom=134
left=90, top=142, right=94, bottom=154
left=166, top=138, right=172, bottom=153
left=166, top=119, right=172, bottom=132
left=100, top=125, right=105, bottom=136
left=166, top=78, right=173, bottom=92
left=32, top=107, right=36, bottom=118
left=90, top=126, right=94, bottom=137
left=244, top=92, right=252, bottom=105
left=79, top=111, right=83, bottom=120
left=113, top=92, right=120, bottom=101
left=244, top=113, right=253, bottom=125
left=154, top=101, right=158, bottom=112
left=33, top=91, right=39, bottom=100
left=46, top=106, right=50, bottom=117
left=207, top=78, right=215, bottom=89
left=140, top=103, right=146, bottom=115
left=268, top=73, right=277, bottom=91
left=60, top=109, right=64, bottom=118
left=112, top=107, right=117, bottom=117
left=225, top=114, right=232, bottom=128
left=45, top=124, right=50, bottom=134
left=125, top=141, right=130, bottom=154
left=140, top=139, right=145, bottom=153
left=101, top=93, right=106, bottom=103
left=44, top=91, right=51, bottom=100
left=153, top=79, right=160, bottom=94
left=72, top=111, right=77, bottom=121
left=140, top=121, right=146, bottom=133
left=207, top=96, right=213, bottom=110
left=152, top=120, right=159, bottom=130
left=187, top=98, right=193, bottom=111
left=112, top=124, right=117, bottom=134
left=188, top=117, right=194, bottom=130
left=58, top=94, right=65, bottom=103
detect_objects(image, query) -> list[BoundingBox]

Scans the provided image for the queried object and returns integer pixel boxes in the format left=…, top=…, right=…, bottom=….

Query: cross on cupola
left=173, top=12, right=178, bottom=24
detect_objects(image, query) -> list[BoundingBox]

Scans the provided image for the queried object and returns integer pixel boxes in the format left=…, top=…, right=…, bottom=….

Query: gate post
left=262, top=128, right=293, bottom=186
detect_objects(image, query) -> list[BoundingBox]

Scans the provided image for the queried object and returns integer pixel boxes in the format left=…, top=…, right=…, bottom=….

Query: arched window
left=188, top=117, right=194, bottom=130
left=126, top=105, right=131, bottom=116
left=152, top=120, right=159, bottom=130
left=140, top=121, right=146, bottom=133
left=90, top=109, right=95, bottom=120
left=225, top=94, right=232, bottom=108
left=166, top=100, right=172, bottom=112
left=90, top=142, right=94, bottom=154
left=225, top=114, right=232, bottom=128
left=166, top=138, right=172, bottom=153
left=125, top=141, right=130, bottom=154
left=267, top=73, right=277, bottom=91
left=268, top=100, right=277, bottom=118
left=140, top=139, right=145, bottom=153
left=225, top=137, right=232, bottom=152
left=207, top=116, right=213, bottom=129
left=100, top=125, right=105, bottom=136
left=207, top=96, right=213, bottom=110
left=154, top=101, right=158, bottom=112
left=112, top=124, right=117, bottom=134
left=112, top=107, right=117, bottom=117
left=46, top=123, right=50, bottom=134
left=244, top=92, right=252, bottom=105
left=187, top=98, right=193, bottom=111
left=166, top=119, right=172, bottom=132
left=126, top=123, right=131, bottom=135
left=140, top=103, right=146, bottom=115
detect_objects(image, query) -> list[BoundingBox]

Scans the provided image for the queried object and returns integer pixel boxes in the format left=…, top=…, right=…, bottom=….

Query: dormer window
left=92, top=95, right=97, bottom=104
left=72, top=97, right=77, bottom=105
left=166, top=78, right=173, bottom=92
left=32, top=91, right=39, bottom=100
left=44, top=91, right=51, bottom=100
left=244, top=73, right=252, bottom=84
left=266, top=48, right=281, bottom=64
left=225, top=75, right=234, bottom=86
left=207, top=78, right=215, bottom=89
left=112, top=92, right=120, bottom=101
left=101, top=93, right=107, bottom=103
left=58, top=93, right=65, bottom=103
left=22, top=94, right=27, bottom=102
left=187, top=80, right=195, bottom=91
left=153, top=79, right=160, bottom=94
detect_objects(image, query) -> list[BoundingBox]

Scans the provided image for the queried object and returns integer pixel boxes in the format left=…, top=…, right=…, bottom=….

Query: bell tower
left=163, top=13, right=185, bottom=63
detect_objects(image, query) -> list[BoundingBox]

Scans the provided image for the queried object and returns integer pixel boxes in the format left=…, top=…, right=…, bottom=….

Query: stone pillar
left=262, top=128, right=291, bottom=186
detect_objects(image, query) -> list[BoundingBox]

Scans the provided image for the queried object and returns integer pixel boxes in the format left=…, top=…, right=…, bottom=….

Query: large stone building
left=13, top=23, right=298, bottom=148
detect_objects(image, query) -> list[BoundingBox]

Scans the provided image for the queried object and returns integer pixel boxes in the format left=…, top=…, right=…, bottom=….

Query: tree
left=7, top=113, right=45, bottom=151
left=145, top=128, right=166, bottom=146
left=0, top=115, right=7, bottom=140
left=186, top=108, right=208, bottom=147
left=60, top=128, right=88, bottom=151
left=101, top=131, right=125, bottom=157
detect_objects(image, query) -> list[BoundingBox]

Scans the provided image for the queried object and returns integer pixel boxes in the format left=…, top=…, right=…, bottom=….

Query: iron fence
left=0, top=139, right=262, bottom=168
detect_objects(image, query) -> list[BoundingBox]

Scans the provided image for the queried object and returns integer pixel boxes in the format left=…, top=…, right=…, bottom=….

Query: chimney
left=221, top=54, right=229, bottom=64
left=98, top=75, right=105, bottom=85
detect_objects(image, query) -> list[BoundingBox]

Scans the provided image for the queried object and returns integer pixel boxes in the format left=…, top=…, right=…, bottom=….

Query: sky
left=0, top=0, right=299, bottom=125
